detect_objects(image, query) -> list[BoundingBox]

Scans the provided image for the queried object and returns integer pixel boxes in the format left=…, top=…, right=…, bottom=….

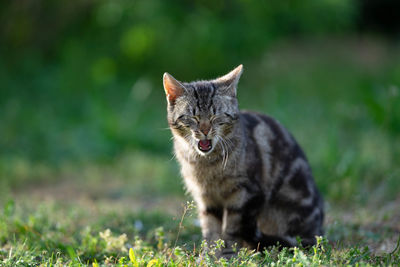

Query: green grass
left=0, top=197, right=399, bottom=266
left=1, top=152, right=399, bottom=266
left=1, top=37, right=400, bottom=265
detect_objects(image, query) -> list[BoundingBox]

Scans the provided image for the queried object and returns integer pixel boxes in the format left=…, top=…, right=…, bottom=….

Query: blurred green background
left=1, top=0, right=400, bottom=205
left=1, top=1, right=400, bottom=263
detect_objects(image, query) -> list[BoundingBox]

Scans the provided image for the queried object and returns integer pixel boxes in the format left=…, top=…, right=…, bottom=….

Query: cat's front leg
left=221, top=189, right=263, bottom=258
left=199, top=206, right=223, bottom=244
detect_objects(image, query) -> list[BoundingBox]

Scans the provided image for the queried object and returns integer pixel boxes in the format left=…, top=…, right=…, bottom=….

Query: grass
left=1, top=152, right=399, bottom=266
left=0, top=195, right=399, bottom=266
left=1, top=37, right=400, bottom=265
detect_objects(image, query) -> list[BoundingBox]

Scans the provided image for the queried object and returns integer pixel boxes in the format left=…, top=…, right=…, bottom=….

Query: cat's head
left=163, top=65, right=243, bottom=156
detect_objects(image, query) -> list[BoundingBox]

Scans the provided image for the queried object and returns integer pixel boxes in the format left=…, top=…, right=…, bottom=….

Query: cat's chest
left=181, top=163, right=244, bottom=202
left=183, top=163, right=231, bottom=183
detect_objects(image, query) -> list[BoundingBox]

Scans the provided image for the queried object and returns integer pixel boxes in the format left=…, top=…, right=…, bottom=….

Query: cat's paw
left=218, top=248, right=236, bottom=259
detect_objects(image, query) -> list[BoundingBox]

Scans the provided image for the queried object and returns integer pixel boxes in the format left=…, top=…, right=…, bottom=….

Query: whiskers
left=159, top=127, right=172, bottom=131
left=216, top=135, right=234, bottom=170
left=170, top=133, right=200, bottom=163
left=170, top=131, right=233, bottom=166
left=169, top=150, right=177, bottom=161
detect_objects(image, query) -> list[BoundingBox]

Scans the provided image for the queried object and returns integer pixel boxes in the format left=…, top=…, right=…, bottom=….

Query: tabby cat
left=163, top=65, right=324, bottom=257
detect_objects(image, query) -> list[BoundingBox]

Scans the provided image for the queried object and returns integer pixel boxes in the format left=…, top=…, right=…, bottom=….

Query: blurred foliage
left=357, top=0, right=400, bottom=36
left=0, top=0, right=400, bottom=203
left=0, top=0, right=356, bottom=161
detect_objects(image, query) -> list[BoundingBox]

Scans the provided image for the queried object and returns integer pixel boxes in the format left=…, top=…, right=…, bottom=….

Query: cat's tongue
left=198, top=139, right=212, bottom=152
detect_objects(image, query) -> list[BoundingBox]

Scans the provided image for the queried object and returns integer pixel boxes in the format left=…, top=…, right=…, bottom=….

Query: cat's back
left=239, top=110, right=324, bottom=237
left=238, top=110, right=320, bottom=203
left=239, top=110, right=305, bottom=168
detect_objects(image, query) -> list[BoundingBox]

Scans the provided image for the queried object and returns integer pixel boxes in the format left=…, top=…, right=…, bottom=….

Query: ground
left=1, top=152, right=399, bottom=266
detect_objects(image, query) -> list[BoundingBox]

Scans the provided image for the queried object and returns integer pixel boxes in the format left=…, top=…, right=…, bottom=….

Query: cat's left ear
left=214, top=64, right=243, bottom=97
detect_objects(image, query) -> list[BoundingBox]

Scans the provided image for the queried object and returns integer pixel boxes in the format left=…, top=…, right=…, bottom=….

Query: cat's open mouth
left=198, top=139, right=212, bottom=152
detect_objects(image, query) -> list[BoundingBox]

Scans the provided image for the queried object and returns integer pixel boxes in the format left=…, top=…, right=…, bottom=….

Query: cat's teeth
left=198, top=139, right=212, bottom=152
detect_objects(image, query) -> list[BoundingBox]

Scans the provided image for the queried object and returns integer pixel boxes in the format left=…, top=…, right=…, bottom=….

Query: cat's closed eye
left=176, top=115, right=197, bottom=127
left=212, top=115, right=231, bottom=126
left=224, top=113, right=238, bottom=120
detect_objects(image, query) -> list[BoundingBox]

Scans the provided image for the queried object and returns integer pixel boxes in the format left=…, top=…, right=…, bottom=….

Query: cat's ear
left=163, top=73, right=185, bottom=105
left=214, top=64, right=243, bottom=97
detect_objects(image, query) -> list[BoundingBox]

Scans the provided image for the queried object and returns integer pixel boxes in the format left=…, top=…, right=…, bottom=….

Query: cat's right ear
left=163, top=73, right=185, bottom=105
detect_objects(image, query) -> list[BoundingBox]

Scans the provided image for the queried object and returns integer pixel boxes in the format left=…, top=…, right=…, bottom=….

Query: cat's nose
left=200, top=128, right=209, bottom=135
left=199, top=122, right=211, bottom=136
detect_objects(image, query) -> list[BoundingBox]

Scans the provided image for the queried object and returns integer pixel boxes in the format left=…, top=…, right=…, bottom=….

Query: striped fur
left=163, top=65, right=324, bottom=257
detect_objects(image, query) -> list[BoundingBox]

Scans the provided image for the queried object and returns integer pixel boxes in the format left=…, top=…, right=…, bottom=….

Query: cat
left=163, top=65, right=324, bottom=257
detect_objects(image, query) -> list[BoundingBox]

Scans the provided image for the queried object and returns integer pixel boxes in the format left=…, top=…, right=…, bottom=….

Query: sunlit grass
left=0, top=200, right=399, bottom=266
